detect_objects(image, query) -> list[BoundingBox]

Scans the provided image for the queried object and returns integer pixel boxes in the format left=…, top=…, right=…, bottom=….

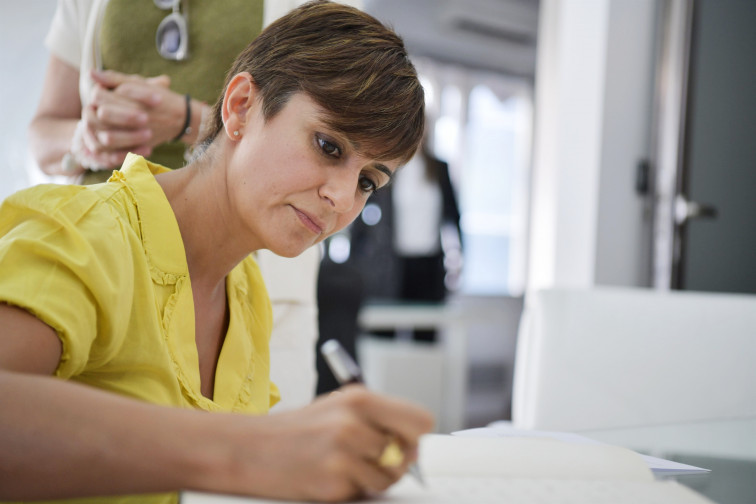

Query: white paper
left=453, top=425, right=711, bottom=475
left=418, top=434, right=653, bottom=481
left=378, top=475, right=714, bottom=503
left=180, top=434, right=713, bottom=504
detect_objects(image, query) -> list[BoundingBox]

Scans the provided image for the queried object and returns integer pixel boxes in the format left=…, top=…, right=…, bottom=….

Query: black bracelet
left=173, top=93, right=192, bottom=142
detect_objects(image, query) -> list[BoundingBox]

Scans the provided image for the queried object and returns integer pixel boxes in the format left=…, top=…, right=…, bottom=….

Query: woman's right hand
left=209, top=386, right=434, bottom=502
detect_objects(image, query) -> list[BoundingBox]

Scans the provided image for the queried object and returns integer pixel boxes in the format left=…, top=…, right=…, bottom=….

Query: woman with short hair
left=0, top=2, right=432, bottom=502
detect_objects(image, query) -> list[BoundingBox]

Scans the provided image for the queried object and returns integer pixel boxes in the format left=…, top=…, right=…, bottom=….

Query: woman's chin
left=267, top=241, right=315, bottom=259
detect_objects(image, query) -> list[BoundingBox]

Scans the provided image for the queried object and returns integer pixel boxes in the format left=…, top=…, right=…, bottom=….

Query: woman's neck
left=155, top=156, right=252, bottom=294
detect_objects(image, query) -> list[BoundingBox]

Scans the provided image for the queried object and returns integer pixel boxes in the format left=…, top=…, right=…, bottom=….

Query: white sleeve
left=44, top=0, right=95, bottom=69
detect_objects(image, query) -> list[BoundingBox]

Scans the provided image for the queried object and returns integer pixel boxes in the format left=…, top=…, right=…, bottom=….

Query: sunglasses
left=154, top=0, right=189, bottom=60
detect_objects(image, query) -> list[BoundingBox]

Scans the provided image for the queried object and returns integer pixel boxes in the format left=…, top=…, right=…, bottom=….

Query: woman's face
left=226, top=92, right=399, bottom=257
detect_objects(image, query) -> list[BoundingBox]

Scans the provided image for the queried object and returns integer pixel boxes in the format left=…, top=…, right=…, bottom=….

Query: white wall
left=0, top=1, right=58, bottom=201
left=527, top=0, right=658, bottom=292
left=594, top=0, right=657, bottom=287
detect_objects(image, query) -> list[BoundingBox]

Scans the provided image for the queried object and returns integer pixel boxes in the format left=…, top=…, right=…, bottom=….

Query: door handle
left=674, top=194, right=718, bottom=224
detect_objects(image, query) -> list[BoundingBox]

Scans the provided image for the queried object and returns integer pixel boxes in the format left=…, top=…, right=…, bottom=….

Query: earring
left=233, top=130, right=240, bottom=137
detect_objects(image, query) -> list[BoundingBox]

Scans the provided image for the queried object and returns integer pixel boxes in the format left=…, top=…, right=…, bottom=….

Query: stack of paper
left=453, top=423, right=711, bottom=476
left=181, top=433, right=714, bottom=503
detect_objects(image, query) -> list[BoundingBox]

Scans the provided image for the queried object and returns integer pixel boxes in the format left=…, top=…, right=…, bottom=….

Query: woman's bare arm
left=0, top=303, right=213, bottom=499
left=27, top=55, right=84, bottom=175
left=0, top=304, right=433, bottom=502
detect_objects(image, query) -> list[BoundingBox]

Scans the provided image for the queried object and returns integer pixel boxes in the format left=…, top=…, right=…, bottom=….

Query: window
left=421, top=61, right=533, bottom=296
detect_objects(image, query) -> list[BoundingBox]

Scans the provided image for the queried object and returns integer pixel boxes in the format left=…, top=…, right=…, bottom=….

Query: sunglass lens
left=156, top=12, right=187, bottom=60
left=158, top=20, right=181, bottom=54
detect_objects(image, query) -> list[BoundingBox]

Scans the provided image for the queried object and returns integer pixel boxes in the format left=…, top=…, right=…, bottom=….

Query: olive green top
left=84, top=0, right=264, bottom=183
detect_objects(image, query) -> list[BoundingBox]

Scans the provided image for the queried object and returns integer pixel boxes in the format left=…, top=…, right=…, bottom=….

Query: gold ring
left=378, top=440, right=404, bottom=468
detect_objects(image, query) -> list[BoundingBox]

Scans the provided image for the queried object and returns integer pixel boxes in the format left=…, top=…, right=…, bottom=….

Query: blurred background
left=1, top=0, right=754, bottom=431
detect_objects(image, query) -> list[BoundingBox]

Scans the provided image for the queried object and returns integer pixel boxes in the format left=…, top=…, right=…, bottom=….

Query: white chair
left=512, top=287, right=756, bottom=432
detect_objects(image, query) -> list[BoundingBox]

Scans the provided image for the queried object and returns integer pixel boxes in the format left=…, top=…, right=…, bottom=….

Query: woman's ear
left=221, top=72, right=258, bottom=140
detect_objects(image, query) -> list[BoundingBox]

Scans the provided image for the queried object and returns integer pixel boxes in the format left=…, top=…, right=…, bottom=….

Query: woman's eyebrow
left=341, top=134, right=394, bottom=182
left=373, top=163, right=393, bottom=182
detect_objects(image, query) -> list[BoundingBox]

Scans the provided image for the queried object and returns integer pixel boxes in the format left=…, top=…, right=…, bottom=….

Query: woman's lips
left=292, top=206, right=324, bottom=235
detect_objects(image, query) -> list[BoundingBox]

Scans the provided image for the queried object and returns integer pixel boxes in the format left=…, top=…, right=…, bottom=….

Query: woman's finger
left=340, top=386, right=435, bottom=447
left=95, top=102, right=149, bottom=130
left=347, top=451, right=404, bottom=496
left=112, top=81, right=164, bottom=108
left=95, top=127, right=152, bottom=150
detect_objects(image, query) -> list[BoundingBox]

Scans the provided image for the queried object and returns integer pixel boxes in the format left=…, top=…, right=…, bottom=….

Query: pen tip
left=409, top=464, right=426, bottom=487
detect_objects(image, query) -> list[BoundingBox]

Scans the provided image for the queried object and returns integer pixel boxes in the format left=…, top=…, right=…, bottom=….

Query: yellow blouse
left=0, top=154, right=278, bottom=504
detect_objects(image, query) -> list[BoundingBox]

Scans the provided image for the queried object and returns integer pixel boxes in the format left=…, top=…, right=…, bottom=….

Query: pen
left=320, top=339, right=426, bottom=487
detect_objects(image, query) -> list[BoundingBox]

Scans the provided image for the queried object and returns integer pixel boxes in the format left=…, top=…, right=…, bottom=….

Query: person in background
left=391, top=140, right=462, bottom=341
left=346, top=135, right=462, bottom=344
left=1, top=2, right=432, bottom=503
left=27, top=0, right=365, bottom=410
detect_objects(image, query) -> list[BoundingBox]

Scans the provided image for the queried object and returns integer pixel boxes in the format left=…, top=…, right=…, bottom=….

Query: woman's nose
left=319, top=170, right=357, bottom=214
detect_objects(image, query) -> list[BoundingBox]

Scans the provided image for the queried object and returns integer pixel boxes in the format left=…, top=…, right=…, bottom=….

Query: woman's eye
left=317, top=136, right=341, bottom=158
left=358, top=174, right=378, bottom=194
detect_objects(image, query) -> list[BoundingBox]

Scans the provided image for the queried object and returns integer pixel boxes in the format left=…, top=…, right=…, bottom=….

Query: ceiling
left=363, top=0, right=540, bottom=78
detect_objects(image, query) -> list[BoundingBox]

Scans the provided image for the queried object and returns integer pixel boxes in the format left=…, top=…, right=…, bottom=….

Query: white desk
left=472, top=417, right=756, bottom=504
left=579, top=417, right=756, bottom=504
left=580, top=417, right=756, bottom=504
left=579, top=417, right=756, bottom=462
left=357, top=302, right=470, bottom=433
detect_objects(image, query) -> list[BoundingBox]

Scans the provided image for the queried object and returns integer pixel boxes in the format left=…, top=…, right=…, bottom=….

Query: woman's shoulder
left=0, top=182, right=134, bottom=256
left=4, top=181, right=114, bottom=218
left=2, top=183, right=93, bottom=221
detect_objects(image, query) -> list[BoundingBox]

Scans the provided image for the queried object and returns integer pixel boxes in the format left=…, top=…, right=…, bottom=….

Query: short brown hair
left=200, top=0, right=424, bottom=164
